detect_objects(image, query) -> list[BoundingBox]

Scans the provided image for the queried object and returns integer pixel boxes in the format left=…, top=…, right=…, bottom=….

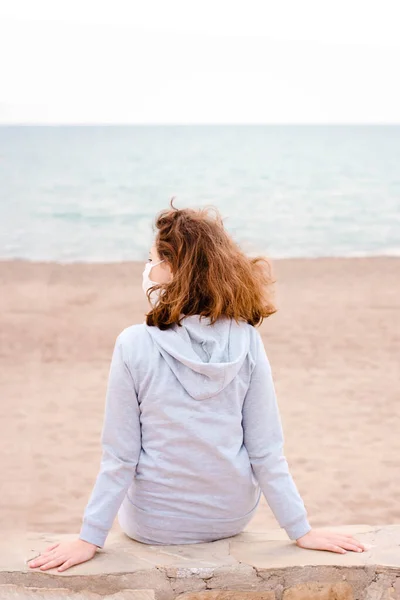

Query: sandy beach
left=1, top=257, right=399, bottom=538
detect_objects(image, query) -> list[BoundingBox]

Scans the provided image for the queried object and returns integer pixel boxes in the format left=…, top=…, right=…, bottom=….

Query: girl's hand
left=296, top=529, right=366, bottom=554
left=27, top=539, right=98, bottom=572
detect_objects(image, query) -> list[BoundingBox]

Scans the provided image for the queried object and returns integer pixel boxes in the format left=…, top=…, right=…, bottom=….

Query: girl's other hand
left=27, top=539, right=98, bottom=572
left=296, top=529, right=366, bottom=554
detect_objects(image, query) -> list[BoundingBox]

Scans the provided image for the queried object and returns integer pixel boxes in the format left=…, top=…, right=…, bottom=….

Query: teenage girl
left=28, top=200, right=365, bottom=572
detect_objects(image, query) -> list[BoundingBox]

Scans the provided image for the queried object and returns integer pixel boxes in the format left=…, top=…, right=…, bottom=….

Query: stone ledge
left=1, top=525, right=399, bottom=599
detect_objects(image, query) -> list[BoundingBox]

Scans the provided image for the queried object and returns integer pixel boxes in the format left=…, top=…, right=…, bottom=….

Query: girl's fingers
left=347, top=541, right=365, bottom=551
left=39, top=557, right=65, bottom=571
left=58, top=559, right=74, bottom=572
left=28, top=556, right=47, bottom=568
left=334, top=536, right=365, bottom=550
left=325, top=536, right=365, bottom=553
left=297, top=531, right=367, bottom=555
left=340, top=542, right=363, bottom=552
left=28, top=551, right=55, bottom=567
left=326, top=544, right=347, bottom=554
left=43, top=543, right=59, bottom=553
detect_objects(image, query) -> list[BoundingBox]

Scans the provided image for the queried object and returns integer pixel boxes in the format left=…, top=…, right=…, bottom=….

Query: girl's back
left=118, top=315, right=261, bottom=543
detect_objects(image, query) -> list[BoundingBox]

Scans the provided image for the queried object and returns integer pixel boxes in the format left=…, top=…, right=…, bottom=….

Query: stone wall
left=1, top=525, right=399, bottom=599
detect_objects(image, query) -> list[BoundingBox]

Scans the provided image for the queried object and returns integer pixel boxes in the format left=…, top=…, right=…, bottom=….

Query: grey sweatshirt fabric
left=79, top=315, right=311, bottom=548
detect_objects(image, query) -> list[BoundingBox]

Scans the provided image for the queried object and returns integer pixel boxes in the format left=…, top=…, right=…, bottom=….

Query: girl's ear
left=164, top=261, right=174, bottom=281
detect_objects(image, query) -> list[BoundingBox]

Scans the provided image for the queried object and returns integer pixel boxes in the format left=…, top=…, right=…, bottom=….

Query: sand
left=1, top=257, right=399, bottom=539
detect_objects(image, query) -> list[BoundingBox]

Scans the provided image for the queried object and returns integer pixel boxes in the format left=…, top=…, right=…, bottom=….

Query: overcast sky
left=1, top=0, right=399, bottom=124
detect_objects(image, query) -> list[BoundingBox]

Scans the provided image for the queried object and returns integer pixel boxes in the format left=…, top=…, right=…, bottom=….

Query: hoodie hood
left=145, top=315, right=251, bottom=400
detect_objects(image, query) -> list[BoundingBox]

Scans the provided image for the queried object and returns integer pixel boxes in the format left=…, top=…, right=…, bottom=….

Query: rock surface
left=0, top=587, right=154, bottom=599
left=1, top=525, right=399, bottom=599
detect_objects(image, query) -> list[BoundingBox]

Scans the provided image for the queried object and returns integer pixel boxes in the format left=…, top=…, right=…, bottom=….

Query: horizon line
left=1, top=122, right=400, bottom=127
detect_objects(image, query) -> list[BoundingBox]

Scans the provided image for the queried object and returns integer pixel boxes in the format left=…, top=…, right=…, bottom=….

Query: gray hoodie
left=79, top=315, right=311, bottom=547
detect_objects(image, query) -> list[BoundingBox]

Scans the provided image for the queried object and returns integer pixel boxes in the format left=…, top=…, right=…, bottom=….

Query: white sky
left=1, top=0, right=399, bottom=124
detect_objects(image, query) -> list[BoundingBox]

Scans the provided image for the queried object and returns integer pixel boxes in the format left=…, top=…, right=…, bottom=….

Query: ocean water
left=0, top=125, right=399, bottom=262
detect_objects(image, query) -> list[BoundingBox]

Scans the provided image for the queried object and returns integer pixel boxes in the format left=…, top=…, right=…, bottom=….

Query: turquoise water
left=0, top=125, right=399, bottom=262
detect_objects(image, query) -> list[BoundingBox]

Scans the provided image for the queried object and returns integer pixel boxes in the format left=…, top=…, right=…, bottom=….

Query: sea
left=0, top=125, right=399, bottom=262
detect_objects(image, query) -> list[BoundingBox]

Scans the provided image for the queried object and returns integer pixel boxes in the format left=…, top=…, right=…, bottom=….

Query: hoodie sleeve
left=242, top=330, right=312, bottom=541
left=79, top=332, right=141, bottom=548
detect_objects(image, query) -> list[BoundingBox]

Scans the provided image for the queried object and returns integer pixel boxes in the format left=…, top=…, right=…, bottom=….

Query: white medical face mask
left=142, top=259, right=165, bottom=305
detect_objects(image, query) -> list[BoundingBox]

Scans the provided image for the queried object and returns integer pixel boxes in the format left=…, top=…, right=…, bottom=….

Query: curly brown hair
left=145, top=198, right=277, bottom=330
